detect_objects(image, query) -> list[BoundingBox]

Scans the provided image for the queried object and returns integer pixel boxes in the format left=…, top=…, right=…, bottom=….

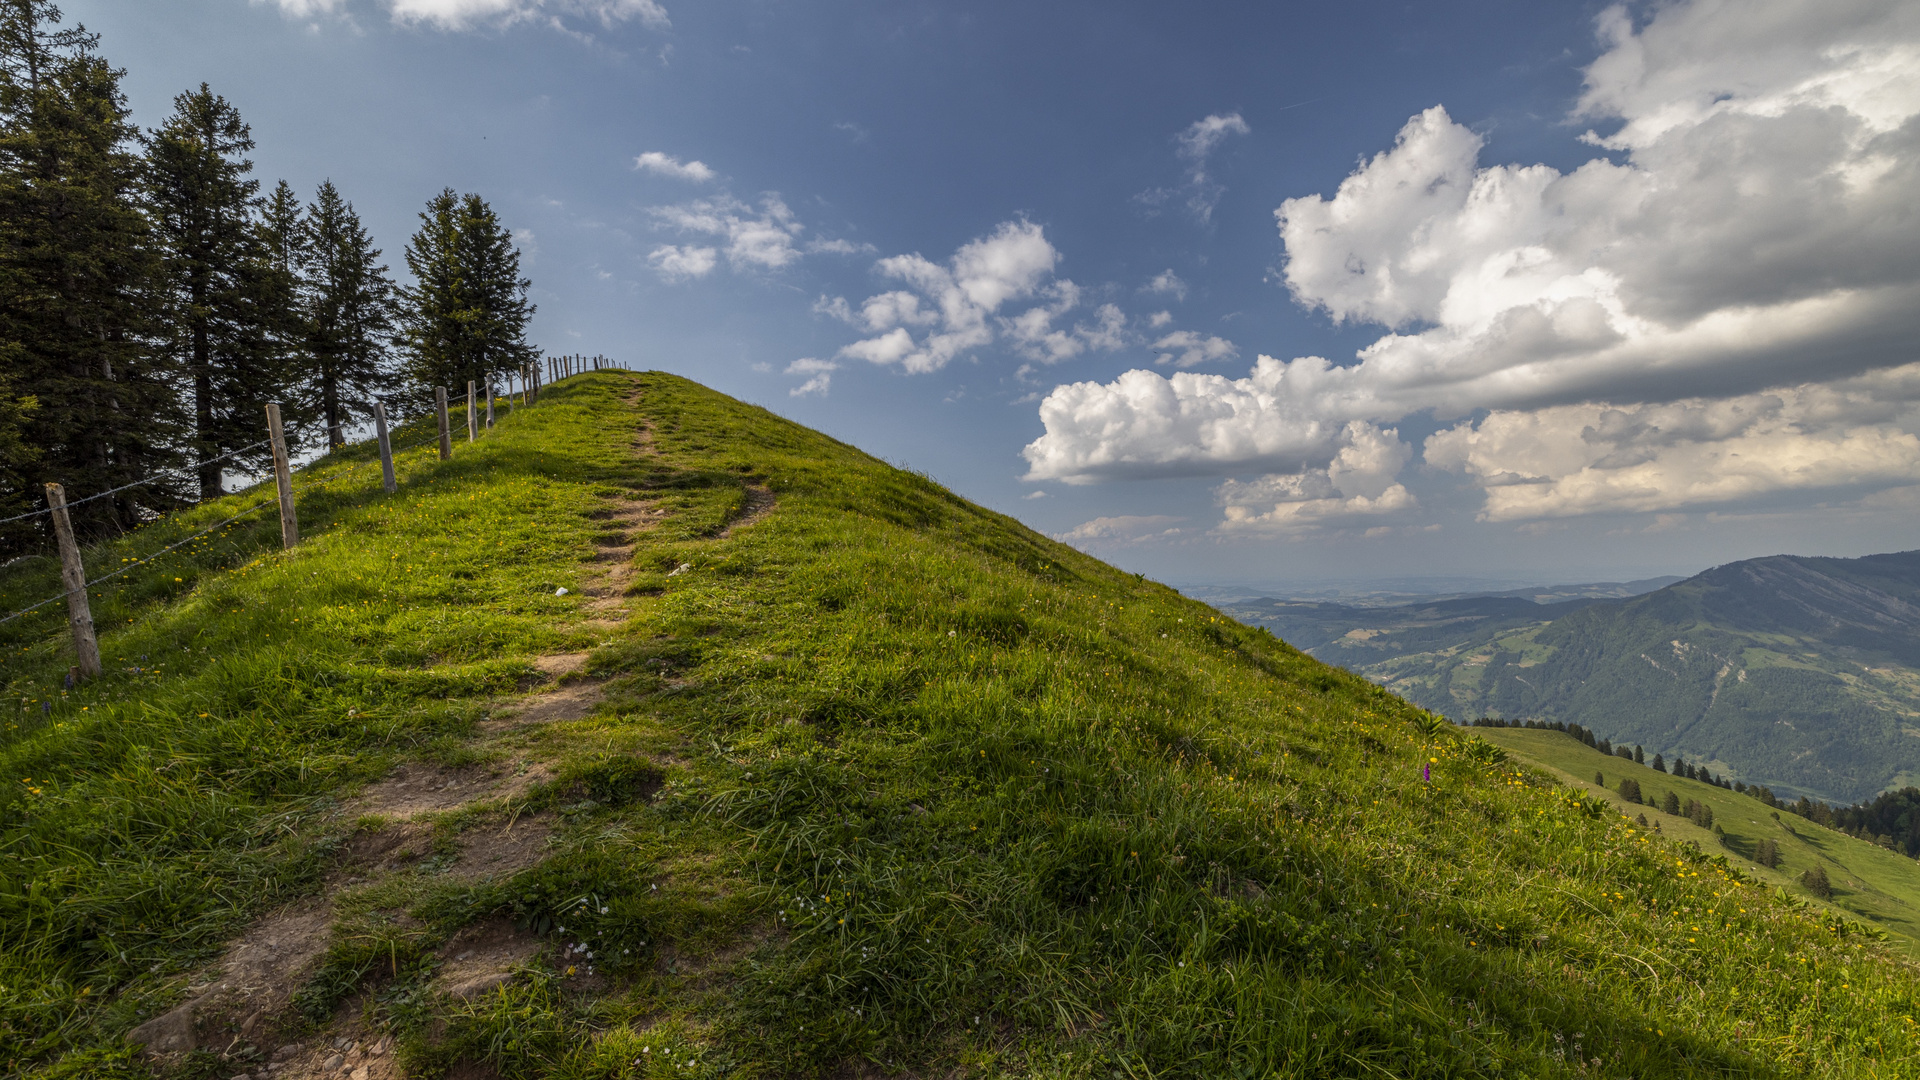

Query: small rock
left=351, top=1067, right=370, bottom=1080
left=274, top=1044, right=300, bottom=1060
left=446, top=971, right=513, bottom=999
left=126, top=1002, right=197, bottom=1054
left=322, top=1054, right=344, bottom=1070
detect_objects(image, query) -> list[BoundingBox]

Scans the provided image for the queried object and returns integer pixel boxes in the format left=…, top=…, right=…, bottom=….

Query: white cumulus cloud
left=1032, top=0, right=1920, bottom=524
left=829, top=220, right=1064, bottom=374
left=635, top=152, right=715, bottom=182
left=1053, top=515, right=1186, bottom=545
left=1215, top=422, right=1416, bottom=536
left=786, top=358, right=839, bottom=397
left=648, top=194, right=804, bottom=277
left=1152, top=330, right=1237, bottom=369
left=646, top=244, right=716, bottom=280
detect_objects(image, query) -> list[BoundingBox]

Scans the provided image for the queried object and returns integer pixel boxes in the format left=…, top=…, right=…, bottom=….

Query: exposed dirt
left=352, top=761, right=547, bottom=821
left=435, top=916, right=546, bottom=1000
left=722, top=485, right=776, bottom=537
left=443, top=812, right=555, bottom=881
left=481, top=679, right=604, bottom=733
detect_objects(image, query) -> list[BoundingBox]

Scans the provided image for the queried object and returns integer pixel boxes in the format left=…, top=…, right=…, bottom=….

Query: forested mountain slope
left=1229, top=553, right=1920, bottom=805
left=3, top=373, right=1917, bottom=1079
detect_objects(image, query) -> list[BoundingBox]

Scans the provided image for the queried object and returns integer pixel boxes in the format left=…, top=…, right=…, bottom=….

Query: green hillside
left=5, top=372, right=1920, bottom=1079
left=1475, top=727, right=1920, bottom=952
left=1228, top=558, right=1920, bottom=805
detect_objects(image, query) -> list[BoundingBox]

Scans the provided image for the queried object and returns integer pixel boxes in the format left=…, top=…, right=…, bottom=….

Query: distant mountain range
left=1220, top=552, right=1920, bottom=805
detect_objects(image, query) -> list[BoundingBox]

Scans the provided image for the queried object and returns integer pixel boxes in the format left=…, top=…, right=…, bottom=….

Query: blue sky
left=71, top=0, right=1920, bottom=588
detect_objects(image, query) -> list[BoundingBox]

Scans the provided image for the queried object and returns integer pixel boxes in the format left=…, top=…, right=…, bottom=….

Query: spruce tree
left=1661, top=791, right=1680, bottom=815
left=298, top=179, right=394, bottom=448
left=398, top=188, right=534, bottom=408
left=1753, top=837, right=1778, bottom=868
left=0, top=0, right=172, bottom=545
left=1634, top=745, right=1644, bottom=765
left=145, top=84, right=282, bottom=498
left=1800, top=863, right=1832, bottom=899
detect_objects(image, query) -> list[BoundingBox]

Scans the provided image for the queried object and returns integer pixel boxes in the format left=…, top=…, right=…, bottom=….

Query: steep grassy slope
left=1232, top=554, right=1920, bottom=804
left=5, top=372, right=1920, bottom=1079
left=1476, top=728, right=1920, bottom=951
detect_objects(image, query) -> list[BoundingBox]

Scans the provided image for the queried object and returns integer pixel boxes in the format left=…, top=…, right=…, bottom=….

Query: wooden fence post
left=466, top=381, right=477, bottom=442
left=485, top=379, right=495, bottom=428
left=266, top=402, right=297, bottom=548
left=43, top=483, right=101, bottom=680
left=373, top=401, right=397, bottom=494
left=436, top=386, right=452, bottom=460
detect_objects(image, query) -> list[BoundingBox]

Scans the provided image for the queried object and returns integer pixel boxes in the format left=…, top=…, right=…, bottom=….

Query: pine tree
left=299, top=179, right=394, bottom=448
left=1800, top=863, right=1832, bottom=899
left=398, top=188, right=534, bottom=408
left=1661, top=791, right=1680, bottom=815
left=1753, top=837, right=1779, bottom=868
left=1651, top=754, right=1666, bottom=773
left=145, top=83, right=282, bottom=498
left=0, top=0, right=172, bottom=546
left=1617, top=778, right=1641, bottom=803
left=1594, top=770, right=1605, bottom=787
left=1634, top=745, right=1644, bottom=765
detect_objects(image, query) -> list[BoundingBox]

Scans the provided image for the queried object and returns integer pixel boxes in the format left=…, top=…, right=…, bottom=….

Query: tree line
left=0, top=2, right=536, bottom=555
left=1471, top=715, right=1920, bottom=862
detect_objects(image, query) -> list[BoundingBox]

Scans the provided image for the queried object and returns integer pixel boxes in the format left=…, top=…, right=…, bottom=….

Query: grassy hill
left=4, top=372, right=1920, bottom=1078
left=1475, top=727, right=1920, bottom=952
left=1226, top=555, right=1920, bottom=805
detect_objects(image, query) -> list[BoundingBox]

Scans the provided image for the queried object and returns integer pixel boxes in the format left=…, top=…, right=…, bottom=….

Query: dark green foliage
left=1801, top=863, right=1834, bottom=899
left=1652, top=754, right=1666, bottom=773
left=1594, top=769, right=1605, bottom=786
left=397, top=188, right=533, bottom=406
left=0, top=0, right=173, bottom=546
left=1829, top=786, right=1920, bottom=857
left=145, top=83, right=283, bottom=497
left=1617, top=777, right=1641, bottom=802
left=1662, top=790, right=1681, bottom=815
left=297, top=179, right=395, bottom=449
left=1754, top=838, right=1780, bottom=868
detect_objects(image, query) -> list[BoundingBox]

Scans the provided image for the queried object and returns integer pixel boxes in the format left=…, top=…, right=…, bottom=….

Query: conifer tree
left=0, top=0, right=171, bottom=544
left=1651, top=754, right=1666, bottom=773
left=1617, top=778, right=1641, bottom=803
left=1661, top=791, right=1681, bottom=815
left=1634, top=745, right=1644, bottom=765
left=398, top=188, right=534, bottom=407
left=146, top=84, right=284, bottom=498
left=298, top=179, right=394, bottom=448
left=1800, top=863, right=1832, bottom=899
left=1753, top=837, right=1779, bottom=868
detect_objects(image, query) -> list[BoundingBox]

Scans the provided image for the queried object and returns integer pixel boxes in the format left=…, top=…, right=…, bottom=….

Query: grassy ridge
left=4, top=372, right=1920, bottom=1078
left=1477, top=727, right=1920, bottom=951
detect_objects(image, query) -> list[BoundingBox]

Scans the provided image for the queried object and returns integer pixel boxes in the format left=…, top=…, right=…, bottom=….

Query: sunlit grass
left=4, top=372, right=1918, bottom=1078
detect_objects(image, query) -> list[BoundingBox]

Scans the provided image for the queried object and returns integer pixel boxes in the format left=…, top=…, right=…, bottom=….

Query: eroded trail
left=126, top=378, right=775, bottom=1074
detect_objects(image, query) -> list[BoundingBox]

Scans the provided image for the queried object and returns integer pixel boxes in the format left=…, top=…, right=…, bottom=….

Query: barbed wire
left=0, top=422, right=478, bottom=629
left=0, top=439, right=273, bottom=527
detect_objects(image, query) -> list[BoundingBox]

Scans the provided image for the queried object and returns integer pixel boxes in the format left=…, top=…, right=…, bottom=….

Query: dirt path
left=128, top=379, right=779, bottom=1075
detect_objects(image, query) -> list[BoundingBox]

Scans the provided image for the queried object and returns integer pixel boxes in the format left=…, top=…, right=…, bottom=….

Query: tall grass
left=5, top=372, right=1918, bottom=1078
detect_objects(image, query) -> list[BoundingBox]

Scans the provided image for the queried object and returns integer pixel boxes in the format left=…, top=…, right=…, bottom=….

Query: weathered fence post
left=466, top=381, right=477, bottom=442
left=436, top=386, right=452, bottom=460
left=373, top=401, right=397, bottom=494
left=266, top=402, right=297, bottom=548
left=43, top=483, right=101, bottom=680
left=485, top=379, right=495, bottom=429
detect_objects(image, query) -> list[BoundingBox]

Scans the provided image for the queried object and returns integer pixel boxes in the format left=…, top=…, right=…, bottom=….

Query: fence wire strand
left=0, top=417, right=461, bottom=629
left=0, top=438, right=273, bottom=527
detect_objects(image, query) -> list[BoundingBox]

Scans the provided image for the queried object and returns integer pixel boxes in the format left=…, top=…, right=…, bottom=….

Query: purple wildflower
left=1423, top=763, right=1431, bottom=782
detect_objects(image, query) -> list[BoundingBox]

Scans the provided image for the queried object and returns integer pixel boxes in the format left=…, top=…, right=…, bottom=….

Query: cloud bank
left=1029, top=0, right=1920, bottom=526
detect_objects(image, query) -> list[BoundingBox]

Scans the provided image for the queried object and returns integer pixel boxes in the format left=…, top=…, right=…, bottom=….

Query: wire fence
left=0, top=371, right=568, bottom=640
left=0, top=439, right=273, bottom=527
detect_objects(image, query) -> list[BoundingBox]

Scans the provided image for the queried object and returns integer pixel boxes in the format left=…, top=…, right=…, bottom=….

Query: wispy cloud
left=634, top=152, right=715, bottom=182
